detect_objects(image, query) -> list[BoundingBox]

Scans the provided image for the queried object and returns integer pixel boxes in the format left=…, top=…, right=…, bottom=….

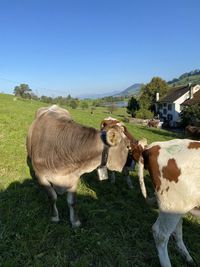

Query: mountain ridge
left=71, top=69, right=200, bottom=99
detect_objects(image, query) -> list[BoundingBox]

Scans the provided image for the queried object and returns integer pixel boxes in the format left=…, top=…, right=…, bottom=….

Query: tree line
left=13, top=84, right=126, bottom=111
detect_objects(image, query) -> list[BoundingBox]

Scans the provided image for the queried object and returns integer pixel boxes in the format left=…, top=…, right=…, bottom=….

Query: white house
left=156, top=83, right=200, bottom=127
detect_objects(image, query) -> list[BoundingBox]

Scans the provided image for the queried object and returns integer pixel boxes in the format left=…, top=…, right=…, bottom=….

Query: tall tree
left=13, top=84, right=32, bottom=98
left=139, top=77, right=169, bottom=112
left=127, top=96, right=139, bottom=117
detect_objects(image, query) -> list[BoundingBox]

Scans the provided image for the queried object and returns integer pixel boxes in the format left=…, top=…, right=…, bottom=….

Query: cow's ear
left=100, top=120, right=106, bottom=130
left=106, top=128, right=121, bottom=146
left=138, top=138, right=148, bottom=149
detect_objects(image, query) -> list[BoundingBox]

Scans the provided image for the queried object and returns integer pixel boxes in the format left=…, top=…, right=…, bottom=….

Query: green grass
left=0, top=94, right=199, bottom=267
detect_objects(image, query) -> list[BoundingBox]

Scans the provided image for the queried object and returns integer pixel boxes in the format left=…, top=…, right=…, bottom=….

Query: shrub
left=135, top=108, right=154, bottom=119
left=181, top=104, right=200, bottom=126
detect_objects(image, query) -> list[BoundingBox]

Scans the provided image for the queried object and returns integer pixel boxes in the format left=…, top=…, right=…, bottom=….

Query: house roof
left=159, top=84, right=190, bottom=103
left=182, top=89, right=200, bottom=106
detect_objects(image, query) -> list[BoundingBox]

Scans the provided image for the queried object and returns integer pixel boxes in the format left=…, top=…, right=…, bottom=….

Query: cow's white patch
left=165, top=144, right=183, bottom=155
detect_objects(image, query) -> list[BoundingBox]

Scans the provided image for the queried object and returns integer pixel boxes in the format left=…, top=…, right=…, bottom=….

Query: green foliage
left=69, top=99, right=79, bottom=109
left=0, top=93, right=199, bottom=267
left=126, top=96, right=139, bottom=117
left=80, top=101, right=89, bottom=109
left=107, top=103, right=118, bottom=114
left=139, top=77, right=169, bottom=111
left=13, top=83, right=37, bottom=99
left=40, top=95, right=53, bottom=103
left=168, top=69, right=200, bottom=87
left=181, top=104, right=200, bottom=126
left=135, top=108, right=154, bottom=119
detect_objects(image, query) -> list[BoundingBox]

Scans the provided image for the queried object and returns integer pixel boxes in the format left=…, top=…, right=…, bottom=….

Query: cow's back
left=27, top=105, right=71, bottom=155
left=144, top=139, right=200, bottom=212
left=27, top=107, right=101, bottom=177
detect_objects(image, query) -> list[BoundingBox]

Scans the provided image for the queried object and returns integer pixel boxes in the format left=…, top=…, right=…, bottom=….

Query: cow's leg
left=126, top=175, right=133, bottom=189
left=27, top=155, right=37, bottom=180
left=67, top=192, right=81, bottom=227
left=39, top=178, right=59, bottom=222
left=172, top=218, right=195, bottom=266
left=110, top=171, right=116, bottom=184
left=152, top=212, right=182, bottom=267
left=124, top=168, right=133, bottom=189
left=45, top=185, right=59, bottom=222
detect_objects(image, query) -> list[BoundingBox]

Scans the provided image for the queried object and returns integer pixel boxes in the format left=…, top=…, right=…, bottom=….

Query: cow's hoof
left=127, top=184, right=133, bottom=189
left=187, top=259, right=197, bottom=267
left=72, top=220, right=81, bottom=228
left=51, top=215, right=60, bottom=222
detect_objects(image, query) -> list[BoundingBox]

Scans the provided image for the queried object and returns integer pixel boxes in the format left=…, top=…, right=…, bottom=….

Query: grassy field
left=0, top=93, right=199, bottom=267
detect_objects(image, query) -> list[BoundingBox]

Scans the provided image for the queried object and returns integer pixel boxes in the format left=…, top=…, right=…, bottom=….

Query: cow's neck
left=96, top=131, right=111, bottom=181
left=99, top=131, right=110, bottom=167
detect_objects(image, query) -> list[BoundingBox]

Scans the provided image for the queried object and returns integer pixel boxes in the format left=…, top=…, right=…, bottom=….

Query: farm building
left=156, top=83, right=200, bottom=127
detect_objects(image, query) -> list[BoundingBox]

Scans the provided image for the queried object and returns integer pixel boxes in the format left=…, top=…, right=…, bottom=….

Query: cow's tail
left=137, top=139, right=157, bottom=206
left=137, top=138, right=148, bottom=199
left=138, top=158, right=157, bottom=206
left=138, top=156, right=147, bottom=199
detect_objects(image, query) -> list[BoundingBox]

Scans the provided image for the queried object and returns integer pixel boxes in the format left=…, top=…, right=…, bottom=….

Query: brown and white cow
left=26, top=105, right=130, bottom=227
left=100, top=117, right=136, bottom=189
left=135, top=138, right=200, bottom=267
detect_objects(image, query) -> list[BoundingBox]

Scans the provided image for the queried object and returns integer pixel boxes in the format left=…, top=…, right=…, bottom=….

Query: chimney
left=156, top=92, right=159, bottom=102
left=189, top=83, right=193, bottom=99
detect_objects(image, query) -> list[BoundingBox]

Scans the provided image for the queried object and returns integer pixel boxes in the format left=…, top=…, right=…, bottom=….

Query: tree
left=107, top=103, right=117, bottom=114
left=135, top=108, right=154, bottom=119
left=180, top=104, right=200, bottom=126
left=139, top=77, right=169, bottom=113
left=13, top=84, right=32, bottom=98
left=126, top=96, right=139, bottom=117
left=69, top=99, right=78, bottom=109
left=40, top=95, right=53, bottom=103
left=80, top=101, right=89, bottom=109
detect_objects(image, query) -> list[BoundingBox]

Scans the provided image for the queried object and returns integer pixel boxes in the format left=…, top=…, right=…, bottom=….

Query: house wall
left=158, top=85, right=200, bottom=126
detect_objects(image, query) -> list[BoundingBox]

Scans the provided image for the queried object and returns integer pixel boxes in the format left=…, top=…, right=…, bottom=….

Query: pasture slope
left=0, top=93, right=199, bottom=267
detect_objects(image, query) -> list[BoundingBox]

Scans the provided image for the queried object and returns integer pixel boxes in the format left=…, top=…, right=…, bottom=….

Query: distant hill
left=68, top=70, right=200, bottom=99
left=77, top=83, right=143, bottom=99
left=168, top=69, right=200, bottom=87
left=114, top=83, right=143, bottom=97
left=77, top=90, right=120, bottom=99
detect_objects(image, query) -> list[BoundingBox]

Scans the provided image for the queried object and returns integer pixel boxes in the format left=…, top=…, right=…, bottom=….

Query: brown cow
left=26, top=105, right=130, bottom=227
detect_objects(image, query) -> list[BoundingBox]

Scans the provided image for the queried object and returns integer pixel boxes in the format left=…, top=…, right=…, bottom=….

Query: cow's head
left=100, top=117, right=124, bottom=130
left=99, top=117, right=130, bottom=172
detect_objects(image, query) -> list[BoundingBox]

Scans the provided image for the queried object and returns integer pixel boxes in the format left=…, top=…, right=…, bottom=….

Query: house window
left=159, top=103, right=163, bottom=109
left=163, top=103, right=167, bottom=107
left=168, top=104, right=172, bottom=111
left=167, top=114, right=173, bottom=121
left=163, top=109, right=167, bottom=115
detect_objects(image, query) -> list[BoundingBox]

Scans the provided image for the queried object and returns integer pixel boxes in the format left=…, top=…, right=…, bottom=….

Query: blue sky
left=0, top=0, right=199, bottom=97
